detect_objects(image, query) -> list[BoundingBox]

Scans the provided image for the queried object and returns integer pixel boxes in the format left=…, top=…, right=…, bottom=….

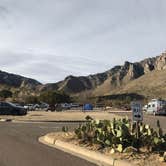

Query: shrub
left=75, top=118, right=166, bottom=153
left=39, top=91, right=71, bottom=105
left=0, top=89, right=12, bottom=98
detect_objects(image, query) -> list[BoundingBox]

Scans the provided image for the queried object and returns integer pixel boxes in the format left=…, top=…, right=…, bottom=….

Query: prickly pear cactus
left=74, top=117, right=166, bottom=153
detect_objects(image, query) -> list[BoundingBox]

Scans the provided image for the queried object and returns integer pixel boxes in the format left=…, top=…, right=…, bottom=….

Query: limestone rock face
left=155, top=53, right=166, bottom=70
left=141, top=59, right=155, bottom=73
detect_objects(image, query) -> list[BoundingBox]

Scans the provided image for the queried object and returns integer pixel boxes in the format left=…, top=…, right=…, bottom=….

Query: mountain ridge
left=38, top=52, right=166, bottom=97
left=0, top=70, right=41, bottom=89
left=0, top=52, right=166, bottom=99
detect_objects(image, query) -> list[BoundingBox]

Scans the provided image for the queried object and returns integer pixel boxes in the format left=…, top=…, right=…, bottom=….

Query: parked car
left=48, top=104, right=62, bottom=112
left=24, top=104, right=34, bottom=111
left=61, top=103, right=71, bottom=110
left=142, top=104, right=148, bottom=111
left=40, top=103, right=49, bottom=111
left=13, top=103, right=22, bottom=107
left=70, top=103, right=80, bottom=108
left=33, top=104, right=40, bottom=110
left=146, top=99, right=166, bottom=115
left=48, top=104, right=56, bottom=112
left=0, top=102, right=27, bottom=115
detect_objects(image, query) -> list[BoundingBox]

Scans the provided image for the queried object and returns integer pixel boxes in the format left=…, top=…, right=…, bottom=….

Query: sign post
left=131, top=101, right=143, bottom=139
left=131, top=101, right=143, bottom=122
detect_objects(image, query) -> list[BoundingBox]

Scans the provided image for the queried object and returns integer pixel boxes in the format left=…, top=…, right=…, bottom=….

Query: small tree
left=39, top=91, right=71, bottom=105
left=0, top=90, right=13, bottom=99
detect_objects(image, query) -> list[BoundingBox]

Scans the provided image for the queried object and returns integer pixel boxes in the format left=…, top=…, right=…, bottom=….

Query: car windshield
left=7, top=102, right=17, bottom=107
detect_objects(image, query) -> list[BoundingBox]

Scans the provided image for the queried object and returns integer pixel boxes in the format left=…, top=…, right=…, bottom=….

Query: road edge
left=39, top=134, right=135, bottom=166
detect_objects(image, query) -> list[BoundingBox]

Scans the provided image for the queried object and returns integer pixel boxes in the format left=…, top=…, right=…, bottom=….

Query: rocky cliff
left=38, top=52, right=166, bottom=98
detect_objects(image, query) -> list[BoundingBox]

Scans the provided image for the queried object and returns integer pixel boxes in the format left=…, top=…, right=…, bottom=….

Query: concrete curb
left=39, top=134, right=135, bottom=166
left=13, top=120, right=89, bottom=123
left=0, top=118, right=12, bottom=122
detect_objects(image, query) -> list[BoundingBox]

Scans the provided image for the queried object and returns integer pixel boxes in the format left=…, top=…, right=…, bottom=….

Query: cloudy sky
left=0, top=0, right=166, bottom=83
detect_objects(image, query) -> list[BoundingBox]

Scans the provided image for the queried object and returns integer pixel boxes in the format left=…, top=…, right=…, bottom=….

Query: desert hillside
left=40, top=52, right=166, bottom=99
left=111, top=69, right=166, bottom=99
left=0, top=52, right=166, bottom=100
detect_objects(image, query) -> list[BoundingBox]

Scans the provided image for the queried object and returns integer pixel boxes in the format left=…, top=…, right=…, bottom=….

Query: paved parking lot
left=0, top=122, right=96, bottom=166
left=0, top=110, right=165, bottom=166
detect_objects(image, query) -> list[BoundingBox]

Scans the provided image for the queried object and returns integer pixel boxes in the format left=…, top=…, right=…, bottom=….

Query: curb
left=13, top=120, right=89, bottom=123
left=0, top=118, right=12, bottom=122
left=39, top=134, right=135, bottom=166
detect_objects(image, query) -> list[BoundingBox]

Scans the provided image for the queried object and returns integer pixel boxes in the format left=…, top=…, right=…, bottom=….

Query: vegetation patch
left=61, top=117, right=166, bottom=166
left=99, top=93, right=145, bottom=101
left=95, top=93, right=146, bottom=109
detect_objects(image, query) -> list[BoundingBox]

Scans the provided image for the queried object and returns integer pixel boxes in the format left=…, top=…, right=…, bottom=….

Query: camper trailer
left=146, top=99, right=166, bottom=115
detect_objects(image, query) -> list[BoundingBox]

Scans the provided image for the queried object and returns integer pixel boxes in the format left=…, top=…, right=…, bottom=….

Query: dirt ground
left=0, top=110, right=122, bottom=122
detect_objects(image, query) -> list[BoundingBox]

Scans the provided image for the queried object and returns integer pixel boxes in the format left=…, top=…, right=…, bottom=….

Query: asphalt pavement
left=0, top=122, right=96, bottom=166
left=0, top=113, right=165, bottom=166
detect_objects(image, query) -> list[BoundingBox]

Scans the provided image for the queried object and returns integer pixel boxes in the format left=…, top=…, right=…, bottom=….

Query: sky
left=0, top=0, right=166, bottom=83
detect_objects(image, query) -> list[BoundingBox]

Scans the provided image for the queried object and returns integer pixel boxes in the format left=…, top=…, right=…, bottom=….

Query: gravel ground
left=0, top=110, right=121, bottom=122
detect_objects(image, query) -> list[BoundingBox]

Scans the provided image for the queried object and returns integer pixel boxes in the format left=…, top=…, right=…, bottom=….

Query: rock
left=159, top=157, right=165, bottom=162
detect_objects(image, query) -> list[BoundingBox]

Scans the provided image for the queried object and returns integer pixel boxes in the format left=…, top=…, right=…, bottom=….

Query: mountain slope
left=0, top=52, right=166, bottom=100
left=38, top=52, right=166, bottom=99
left=91, top=53, right=166, bottom=97
left=112, top=69, right=166, bottom=98
left=38, top=70, right=113, bottom=93
left=0, top=70, right=41, bottom=90
left=38, top=61, right=146, bottom=94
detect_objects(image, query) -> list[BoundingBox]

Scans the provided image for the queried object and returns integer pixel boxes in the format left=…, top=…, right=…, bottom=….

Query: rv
left=146, top=99, right=166, bottom=115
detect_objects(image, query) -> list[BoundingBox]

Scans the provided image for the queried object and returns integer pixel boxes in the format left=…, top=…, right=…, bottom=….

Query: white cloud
left=0, top=0, right=166, bottom=82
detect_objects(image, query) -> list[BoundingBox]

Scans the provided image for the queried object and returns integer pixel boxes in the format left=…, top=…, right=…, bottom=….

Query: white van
left=146, top=99, right=166, bottom=115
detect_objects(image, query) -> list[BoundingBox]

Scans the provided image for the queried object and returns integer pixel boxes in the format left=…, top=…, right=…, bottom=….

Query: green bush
left=39, top=91, right=71, bottom=105
left=75, top=118, right=166, bottom=153
left=0, top=89, right=12, bottom=98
